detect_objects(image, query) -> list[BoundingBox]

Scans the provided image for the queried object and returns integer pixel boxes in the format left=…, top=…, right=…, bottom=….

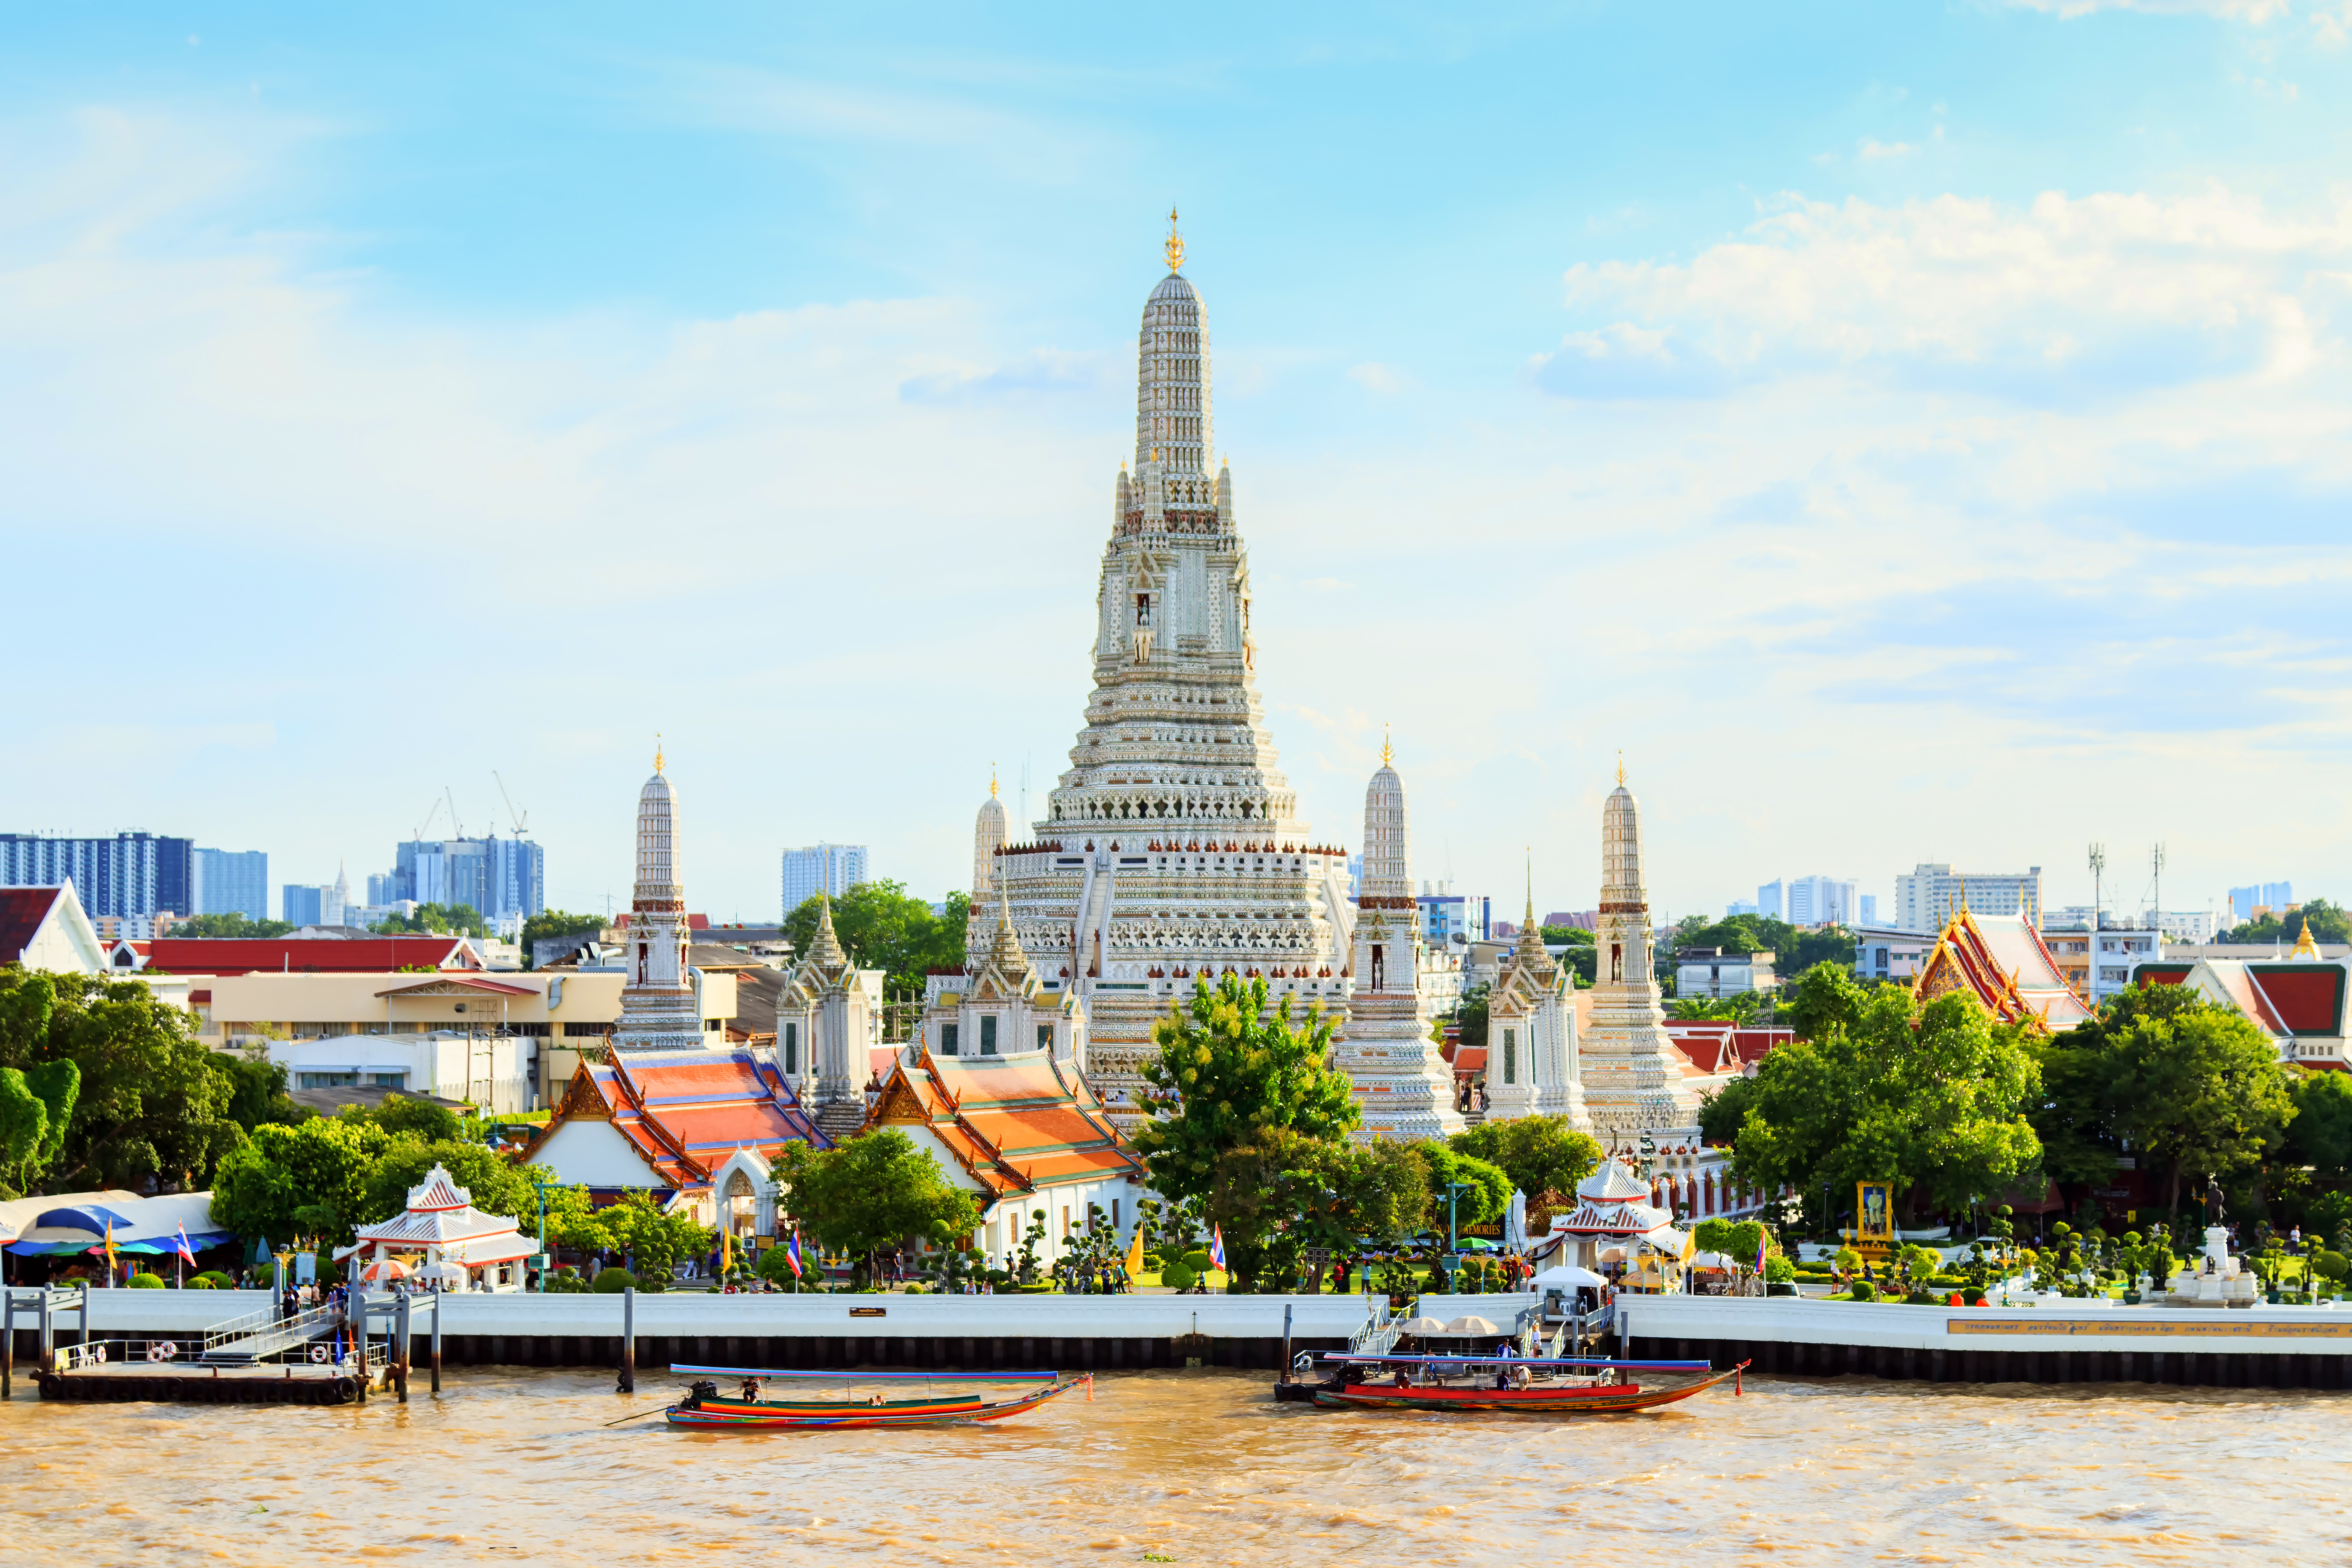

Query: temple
left=1330, top=747, right=1462, bottom=1139
left=1482, top=875, right=1584, bottom=1124
left=612, top=747, right=706, bottom=1055
left=337, top=1163, right=536, bottom=1291
left=1578, top=769, right=1709, bottom=1142
left=984, top=215, right=1351, bottom=1123
left=1913, top=907, right=2092, bottom=1031
left=2133, top=927, right=2350, bottom=1068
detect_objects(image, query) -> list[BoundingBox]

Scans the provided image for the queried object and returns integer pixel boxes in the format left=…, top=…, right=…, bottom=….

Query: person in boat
left=867, top=1389, right=887, bottom=1407
left=740, top=1377, right=762, bottom=1401
left=1511, top=1364, right=1532, bottom=1391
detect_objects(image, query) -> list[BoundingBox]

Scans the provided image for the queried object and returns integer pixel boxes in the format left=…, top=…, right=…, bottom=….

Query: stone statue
left=2204, top=1176, right=2226, bottom=1224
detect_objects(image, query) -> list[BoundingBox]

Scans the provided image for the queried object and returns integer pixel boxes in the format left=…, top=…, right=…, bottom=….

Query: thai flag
left=174, top=1223, right=198, bottom=1267
left=786, top=1230, right=804, bottom=1278
left=1209, top=1225, right=1226, bottom=1272
left=1754, top=1228, right=1769, bottom=1274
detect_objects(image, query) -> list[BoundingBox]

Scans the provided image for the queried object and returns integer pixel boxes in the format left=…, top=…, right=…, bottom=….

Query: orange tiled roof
left=866, top=1050, right=1142, bottom=1199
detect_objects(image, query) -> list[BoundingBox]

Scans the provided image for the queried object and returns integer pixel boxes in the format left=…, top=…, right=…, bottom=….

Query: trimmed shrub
left=1848, top=1279, right=1876, bottom=1302
left=1161, top=1262, right=1197, bottom=1290
left=1181, top=1249, right=1213, bottom=1274
left=591, top=1268, right=638, bottom=1293
left=193, top=1270, right=237, bottom=1291
left=128, top=1273, right=165, bottom=1289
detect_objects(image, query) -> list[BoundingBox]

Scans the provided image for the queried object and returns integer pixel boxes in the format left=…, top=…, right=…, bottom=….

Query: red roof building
left=1662, top=1020, right=1792, bottom=1075
left=867, top=1048, right=1143, bottom=1269
left=0, top=885, right=107, bottom=975
left=520, top=1049, right=830, bottom=1236
left=1913, top=909, right=2092, bottom=1032
left=145, top=936, right=484, bottom=975
left=2137, top=942, right=2352, bottom=1070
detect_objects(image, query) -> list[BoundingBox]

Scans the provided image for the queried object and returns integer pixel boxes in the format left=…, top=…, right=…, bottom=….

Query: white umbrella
left=1529, top=1264, right=1605, bottom=1290
left=1441, top=1315, right=1501, bottom=1335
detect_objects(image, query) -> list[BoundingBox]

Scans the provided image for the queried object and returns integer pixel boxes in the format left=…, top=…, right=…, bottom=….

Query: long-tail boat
left=1301, top=1353, right=1745, bottom=1415
left=662, top=1364, right=1088, bottom=1430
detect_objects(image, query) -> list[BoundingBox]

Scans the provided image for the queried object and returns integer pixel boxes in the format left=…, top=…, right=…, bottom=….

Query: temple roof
left=518, top=1048, right=828, bottom=1193
left=1913, top=909, right=2092, bottom=1033
left=867, top=1050, right=1142, bottom=1203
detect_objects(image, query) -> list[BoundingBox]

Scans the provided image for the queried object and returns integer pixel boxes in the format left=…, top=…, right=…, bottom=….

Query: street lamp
left=527, top=1172, right=562, bottom=1292
left=1441, top=1180, right=1473, bottom=1290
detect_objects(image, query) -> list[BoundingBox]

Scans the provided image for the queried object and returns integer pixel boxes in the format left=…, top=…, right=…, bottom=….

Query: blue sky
left=5, top=2, right=2350, bottom=927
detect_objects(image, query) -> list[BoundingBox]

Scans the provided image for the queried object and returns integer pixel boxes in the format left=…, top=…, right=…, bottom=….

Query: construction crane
left=413, top=795, right=442, bottom=844
left=446, top=786, right=464, bottom=842
left=493, top=771, right=529, bottom=836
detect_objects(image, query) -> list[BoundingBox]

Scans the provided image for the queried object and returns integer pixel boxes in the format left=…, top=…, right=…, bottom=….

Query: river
left=4, top=1369, right=2347, bottom=1564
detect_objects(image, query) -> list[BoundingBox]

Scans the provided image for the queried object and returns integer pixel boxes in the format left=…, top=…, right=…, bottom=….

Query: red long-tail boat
left=1304, top=1353, right=1745, bottom=1415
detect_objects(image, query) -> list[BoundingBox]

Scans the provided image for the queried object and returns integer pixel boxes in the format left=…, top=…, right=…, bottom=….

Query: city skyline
left=6, top=5, right=2349, bottom=924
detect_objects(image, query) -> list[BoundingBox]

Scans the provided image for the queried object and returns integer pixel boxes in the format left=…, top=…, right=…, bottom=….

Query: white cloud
left=1547, top=187, right=2352, bottom=405
left=2004, top=0, right=2293, bottom=19
left=1348, top=361, right=1409, bottom=394
left=1856, top=138, right=1918, bottom=160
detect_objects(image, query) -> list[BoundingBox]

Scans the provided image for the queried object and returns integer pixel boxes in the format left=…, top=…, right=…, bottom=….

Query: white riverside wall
left=1618, top=1292, right=2352, bottom=1359
left=67, top=1289, right=1382, bottom=1342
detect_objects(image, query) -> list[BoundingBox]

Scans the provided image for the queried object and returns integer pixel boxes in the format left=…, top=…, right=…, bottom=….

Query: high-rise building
left=781, top=844, right=869, bottom=917
left=282, top=867, right=350, bottom=928
left=1786, top=875, right=1858, bottom=927
left=1416, top=882, right=1489, bottom=947
left=1859, top=893, right=1879, bottom=926
left=0, top=832, right=194, bottom=920
left=379, top=836, right=543, bottom=921
left=2228, top=883, right=2295, bottom=924
left=193, top=848, right=269, bottom=921
left=1896, top=862, right=2043, bottom=933
left=1756, top=879, right=1784, bottom=921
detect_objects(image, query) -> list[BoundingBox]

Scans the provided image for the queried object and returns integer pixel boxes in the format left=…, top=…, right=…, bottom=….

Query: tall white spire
left=1579, top=766, right=1703, bottom=1139
left=1135, top=209, right=1213, bottom=482
left=614, top=744, right=703, bottom=1054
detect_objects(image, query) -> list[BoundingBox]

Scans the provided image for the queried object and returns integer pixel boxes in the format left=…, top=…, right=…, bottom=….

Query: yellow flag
left=1680, top=1229, right=1696, bottom=1263
left=1124, top=1223, right=1146, bottom=1279
left=104, top=1217, right=117, bottom=1279
left=720, top=1228, right=733, bottom=1277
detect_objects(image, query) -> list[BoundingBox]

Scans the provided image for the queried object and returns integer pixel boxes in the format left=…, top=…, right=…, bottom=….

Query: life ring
left=145, top=1341, right=179, bottom=1362
left=91, top=1344, right=108, bottom=1365
left=309, top=1344, right=330, bottom=1363
left=159, top=1340, right=178, bottom=1360
left=146, top=1343, right=165, bottom=1362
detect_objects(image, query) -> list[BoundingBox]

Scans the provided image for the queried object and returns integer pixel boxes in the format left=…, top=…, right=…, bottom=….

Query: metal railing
left=200, top=1302, right=341, bottom=1364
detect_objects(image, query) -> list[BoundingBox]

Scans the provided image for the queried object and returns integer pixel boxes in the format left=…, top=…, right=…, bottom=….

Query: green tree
left=166, top=913, right=296, bottom=940
left=2219, top=896, right=2352, bottom=947
left=204, top=1053, right=307, bottom=1131
left=1783, top=961, right=1869, bottom=1043
left=592, top=1190, right=712, bottom=1287
left=1539, top=927, right=1599, bottom=987
left=1697, top=1074, right=1757, bottom=1149
left=1447, top=1116, right=1600, bottom=1202
left=372, top=902, right=488, bottom=938
left=0, top=970, right=244, bottom=1192
left=0, top=1059, right=78, bottom=1197
left=209, top=1116, right=395, bottom=1248
left=2285, top=1069, right=2352, bottom=1178
left=520, top=910, right=609, bottom=969
left=1413, top=1141, right=1511, bottom=1234
left=1451, top=982, right=1491, bottom=1053
left=1333, top=1138, right=1433, bottom=1248
left=1130, top=974, right=1359, bottom=1207
left=772, top=1129, right=980, bottom=1287
left=2088, top=985, right=2296, bottom=1213
left=780, top=881, right=971, bottom=1001
left=340, top=1092, right=465, bottom=1144
left=1730, top=987, right=2043, bottom=1222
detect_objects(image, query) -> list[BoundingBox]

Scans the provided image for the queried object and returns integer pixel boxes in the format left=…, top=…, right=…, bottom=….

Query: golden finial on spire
left=655, top=733, right=664, bottom=774
left=990, top=762, right=999, bottom=800
left=1164, top=207, right=1185, bottom=271
left=1381, top=724, right=1393, bottom=768
left=1616, top=750, right=1626, bottom=786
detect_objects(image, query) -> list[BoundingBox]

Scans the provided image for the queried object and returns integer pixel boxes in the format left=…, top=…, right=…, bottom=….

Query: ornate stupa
left=986, top=214, right=1352, bottom=1122
left=613, top=743, right=704, bottom=1054
left=1330, top=743, right=1463, bottom=1141
left=1577, top=765, right=1704, bottom=1141
left=963, top=772, right=1010, bottom=969
left=1483, top=866, right=1585, bottom=1125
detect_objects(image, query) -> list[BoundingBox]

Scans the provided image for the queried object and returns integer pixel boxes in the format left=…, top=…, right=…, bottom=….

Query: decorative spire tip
left=655, top=733, right=664, bottom=774
left=1380, top=724, right=1393, bottom=768
left=1164, top=208, right=1185, bottom=272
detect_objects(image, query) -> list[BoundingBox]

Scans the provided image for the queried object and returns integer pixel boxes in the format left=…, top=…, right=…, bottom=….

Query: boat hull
left=1313, top=1367, right=1740, bottom=1415
left=666, top=1380, right=1076, bottom=1431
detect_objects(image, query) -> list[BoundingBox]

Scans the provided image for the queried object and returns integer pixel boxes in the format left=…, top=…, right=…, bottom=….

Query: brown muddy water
left=3, top=1369, right=2347, bottom=1565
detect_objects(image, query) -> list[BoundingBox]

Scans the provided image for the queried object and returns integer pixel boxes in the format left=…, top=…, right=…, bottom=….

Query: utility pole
left=2150, top=842, right=2166, bottom=938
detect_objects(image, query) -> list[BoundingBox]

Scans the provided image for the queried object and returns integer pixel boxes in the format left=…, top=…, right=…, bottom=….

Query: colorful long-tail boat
left=661, top=1364, right=1088, bottom=1430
